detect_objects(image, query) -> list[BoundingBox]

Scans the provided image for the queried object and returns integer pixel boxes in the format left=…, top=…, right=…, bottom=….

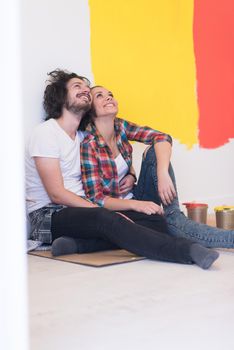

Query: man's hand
left=157, top=171, right=176, bottom=205
left=119, top=174, right=135, bottom=195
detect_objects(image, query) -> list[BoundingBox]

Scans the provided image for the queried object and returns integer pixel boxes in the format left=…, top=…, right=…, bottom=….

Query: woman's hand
left=119, top=174, right=135, bottom=194
left=130, top=200, right=164, bottom=215
left=157, top=171, right=176, bottom=205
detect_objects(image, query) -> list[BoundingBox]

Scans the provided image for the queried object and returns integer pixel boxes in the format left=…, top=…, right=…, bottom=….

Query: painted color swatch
left=89, top=0, right=198, bottom=148
left=89, top=0, right=234, bottom=149
left=194, top=0, right=234, bottom=148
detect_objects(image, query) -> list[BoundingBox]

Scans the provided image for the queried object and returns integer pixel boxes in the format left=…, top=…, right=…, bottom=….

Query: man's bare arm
left=34, top=157, right=97, bottom=208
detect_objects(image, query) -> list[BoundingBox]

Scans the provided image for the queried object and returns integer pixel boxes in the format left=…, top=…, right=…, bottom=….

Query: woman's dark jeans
left=51, top=207, right=193, bottom=264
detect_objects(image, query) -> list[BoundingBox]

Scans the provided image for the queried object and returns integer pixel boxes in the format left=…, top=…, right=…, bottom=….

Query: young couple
left=25, top=69, right=233, bottom=270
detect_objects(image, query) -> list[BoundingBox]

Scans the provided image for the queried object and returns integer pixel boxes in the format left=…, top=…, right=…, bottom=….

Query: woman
left=81, top=86, right=174, bottom=214
left=80, top=85, right=234, bottom=249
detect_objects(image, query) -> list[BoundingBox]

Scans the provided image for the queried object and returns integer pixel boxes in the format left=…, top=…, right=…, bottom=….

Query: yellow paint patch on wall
left=89, top=0, right=198, bottom=147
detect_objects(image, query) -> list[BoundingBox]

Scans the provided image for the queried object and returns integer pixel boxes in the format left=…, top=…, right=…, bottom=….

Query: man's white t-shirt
left=25, top=119, right=85, bottom=213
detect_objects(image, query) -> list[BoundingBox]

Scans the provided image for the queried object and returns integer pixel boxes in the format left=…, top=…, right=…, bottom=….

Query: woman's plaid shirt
left=80, top=118, right=172, bottom=206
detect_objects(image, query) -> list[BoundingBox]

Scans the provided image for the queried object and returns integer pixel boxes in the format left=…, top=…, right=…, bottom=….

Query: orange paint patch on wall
left=194, top=0, right=234, bottom=148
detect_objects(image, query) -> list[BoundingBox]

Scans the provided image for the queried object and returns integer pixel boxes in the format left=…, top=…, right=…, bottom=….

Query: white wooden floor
left=28, top=218, right=234, bottom=350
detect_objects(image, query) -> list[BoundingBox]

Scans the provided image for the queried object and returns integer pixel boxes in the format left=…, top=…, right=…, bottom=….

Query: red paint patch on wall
left=193, top=0, right=234, bottom=148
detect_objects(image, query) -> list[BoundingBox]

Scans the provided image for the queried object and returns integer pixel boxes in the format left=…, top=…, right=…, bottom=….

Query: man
left=26, top=69, right=116, bottom=254
left=25, top=69, right=219, bottom=269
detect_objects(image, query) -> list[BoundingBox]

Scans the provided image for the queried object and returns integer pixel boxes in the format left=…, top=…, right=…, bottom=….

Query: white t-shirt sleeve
left=29, top=122, right=60, bottom=159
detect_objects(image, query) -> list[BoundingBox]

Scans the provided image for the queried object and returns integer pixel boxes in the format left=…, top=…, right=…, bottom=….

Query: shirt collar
left=88, top=119, right=122, bottom=148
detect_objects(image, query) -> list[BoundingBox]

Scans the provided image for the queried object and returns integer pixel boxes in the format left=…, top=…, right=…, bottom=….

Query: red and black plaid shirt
left=80, top=118, right=172, bottom=206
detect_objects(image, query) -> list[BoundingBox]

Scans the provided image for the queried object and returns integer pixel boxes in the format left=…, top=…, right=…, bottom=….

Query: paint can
left=214, top=206, right=234, bottom=230
left=183, top=203, right=208, bottom=224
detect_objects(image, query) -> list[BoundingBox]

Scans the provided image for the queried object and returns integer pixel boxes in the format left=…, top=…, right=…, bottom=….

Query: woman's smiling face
left=91, top=86, right=118, bottom=118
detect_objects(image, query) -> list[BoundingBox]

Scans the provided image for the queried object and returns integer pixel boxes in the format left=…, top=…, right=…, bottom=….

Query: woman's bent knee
left=143, top=145, right=156, bottom=163
left=143, top=145, right=151, bottom=159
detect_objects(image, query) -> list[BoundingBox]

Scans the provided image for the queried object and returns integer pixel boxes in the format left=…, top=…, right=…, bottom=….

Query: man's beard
left=65, top=100, right=90, bottom=115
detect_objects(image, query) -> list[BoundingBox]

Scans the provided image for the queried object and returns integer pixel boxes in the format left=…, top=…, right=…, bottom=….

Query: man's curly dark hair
left=43, top=69, right=91, bottom=120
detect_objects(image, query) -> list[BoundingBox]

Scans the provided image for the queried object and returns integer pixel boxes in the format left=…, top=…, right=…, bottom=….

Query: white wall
left=171, top=140, right=234, bottom=210
left=21, top=0, right=93, bottom=142
left=0, top=0, right=28, bottom=349
left=22, top=0, right=234, bottom=213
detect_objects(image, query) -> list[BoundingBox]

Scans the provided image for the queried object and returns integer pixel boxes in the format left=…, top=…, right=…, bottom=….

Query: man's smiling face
left=65, top=77, right=92, bottom=114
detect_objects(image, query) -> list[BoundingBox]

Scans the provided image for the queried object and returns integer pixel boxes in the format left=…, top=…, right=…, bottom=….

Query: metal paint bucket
left=214, top=206, right=234, bottom=230
left=183, top=203, right=208, bottom=224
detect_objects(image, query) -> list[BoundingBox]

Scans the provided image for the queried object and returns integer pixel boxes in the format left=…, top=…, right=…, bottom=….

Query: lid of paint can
left=214, top=206, right=234, bottom=212
left=182, top=202, right=208, bottom=208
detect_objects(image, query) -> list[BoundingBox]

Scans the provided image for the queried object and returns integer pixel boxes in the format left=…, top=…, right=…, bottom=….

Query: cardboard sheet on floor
left=29, top=249, right=145, bottom=267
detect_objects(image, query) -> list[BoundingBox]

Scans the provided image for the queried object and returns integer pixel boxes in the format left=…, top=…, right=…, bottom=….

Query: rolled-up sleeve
left=120, top=118, right=172, bottom=145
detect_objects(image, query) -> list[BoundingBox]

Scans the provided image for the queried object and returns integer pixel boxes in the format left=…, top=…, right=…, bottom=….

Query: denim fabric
left=135, top=145, right=234, bottom=248
left=29, top=204, right=118, bottom=253
left=51, top=207, right=193, bottom=264
left=29, top=204, right=65, bottom=243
